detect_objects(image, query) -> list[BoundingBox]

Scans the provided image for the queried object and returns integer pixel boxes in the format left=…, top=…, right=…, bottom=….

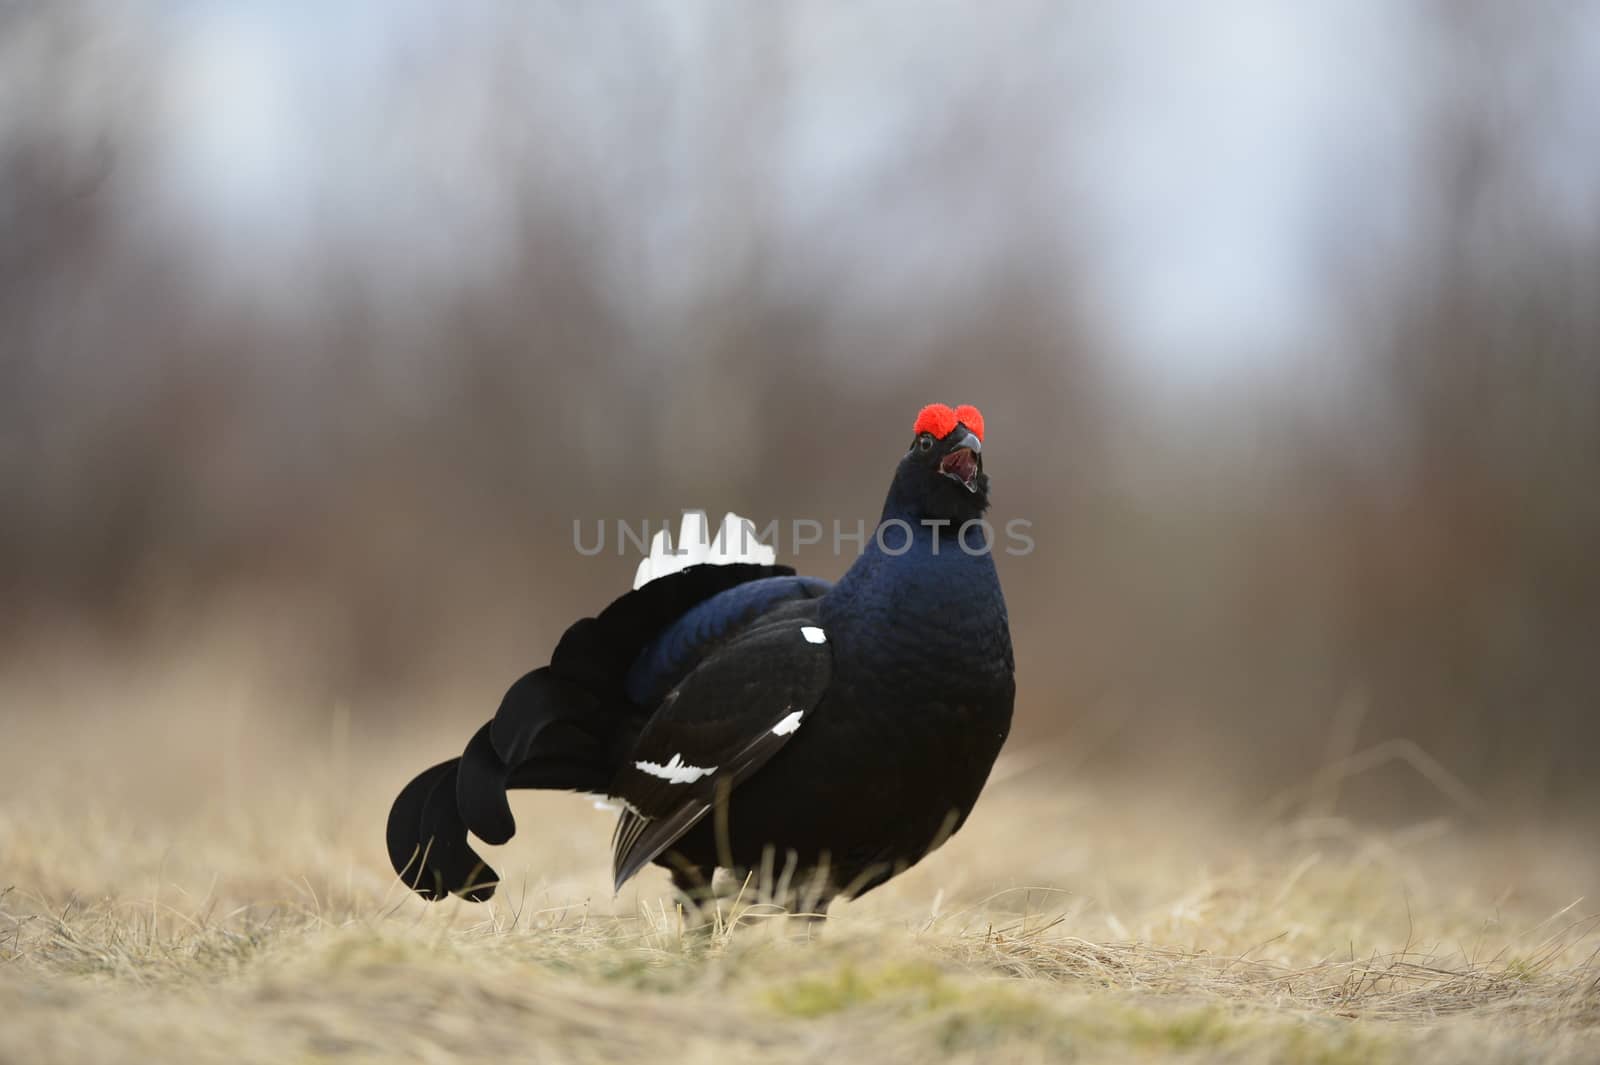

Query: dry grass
left=2, top=658, right=1597, bottom=1064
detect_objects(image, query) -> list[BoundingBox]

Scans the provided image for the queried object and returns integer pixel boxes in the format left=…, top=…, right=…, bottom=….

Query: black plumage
left=386, top=405, right=1014, bottom=913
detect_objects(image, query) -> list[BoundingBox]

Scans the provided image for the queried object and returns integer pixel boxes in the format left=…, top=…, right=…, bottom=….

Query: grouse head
left=888, top=403, right=989, bottom=524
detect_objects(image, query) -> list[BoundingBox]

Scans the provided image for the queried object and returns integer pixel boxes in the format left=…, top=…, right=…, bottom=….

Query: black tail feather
left=457, top=714, right=614, bottom=847
left=388, top=749, right=612, bottom=903
left=457, top=666, right=613, bottom=847
left=488, top=668, right=598, bottom=765
left=389, top=562, right=796, bottom=901
left=385, top=759, right=498, bottom=902
left=417, top=761, right=499, bottom=901
left=457, top=723, right=515, bottom=846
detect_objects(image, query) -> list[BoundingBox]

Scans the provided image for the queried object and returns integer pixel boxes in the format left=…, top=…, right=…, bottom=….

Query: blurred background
left=3, top=0, right=1597, bottom=823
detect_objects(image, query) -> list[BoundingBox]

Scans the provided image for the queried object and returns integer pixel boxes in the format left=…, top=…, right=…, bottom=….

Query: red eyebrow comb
left=913, top=403, right=985, bottom=442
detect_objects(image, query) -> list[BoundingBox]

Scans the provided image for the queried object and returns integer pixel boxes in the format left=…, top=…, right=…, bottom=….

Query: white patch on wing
left=633, top=511, right=776, bottom=589
left=633, top=753, right=717, bottom=784
left=771, top=710, right=804, bottom=736
left=801, top=625, right=826, bottom=644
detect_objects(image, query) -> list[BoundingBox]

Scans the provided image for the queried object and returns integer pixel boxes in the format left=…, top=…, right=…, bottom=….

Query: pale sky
left=135, top=1, right=1599, bottom=386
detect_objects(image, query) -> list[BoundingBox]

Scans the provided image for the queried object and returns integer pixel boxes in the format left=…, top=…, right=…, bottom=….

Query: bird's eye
left=917, top=434, right=933, bottom=452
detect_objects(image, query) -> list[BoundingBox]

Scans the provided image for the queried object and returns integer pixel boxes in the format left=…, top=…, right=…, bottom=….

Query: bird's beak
left=939, top=431, right=983, bottom=492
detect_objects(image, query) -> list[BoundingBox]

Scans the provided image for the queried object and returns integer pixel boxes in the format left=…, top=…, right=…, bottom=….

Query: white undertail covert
left=633, top=511, right=776, bottom=590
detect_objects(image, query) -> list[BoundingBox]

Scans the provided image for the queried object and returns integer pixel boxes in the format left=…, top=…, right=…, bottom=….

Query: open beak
left=939, top=431, right=982, bottom=492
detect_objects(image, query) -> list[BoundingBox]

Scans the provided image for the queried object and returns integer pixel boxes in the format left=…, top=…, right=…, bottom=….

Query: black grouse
left=386, top=403, right=1015, bottom=914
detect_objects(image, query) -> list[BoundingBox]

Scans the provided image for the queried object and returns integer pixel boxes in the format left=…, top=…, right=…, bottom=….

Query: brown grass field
left=3, top=655, right=1598, bottom=1065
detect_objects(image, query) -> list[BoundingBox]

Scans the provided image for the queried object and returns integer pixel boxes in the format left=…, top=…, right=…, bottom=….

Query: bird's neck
left=821, top=501, right=1011, bottom=687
